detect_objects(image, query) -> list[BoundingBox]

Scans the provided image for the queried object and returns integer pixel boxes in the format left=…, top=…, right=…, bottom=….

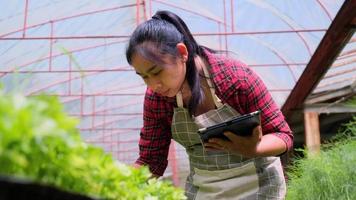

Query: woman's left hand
left=204, top=125, right=263, bottom=157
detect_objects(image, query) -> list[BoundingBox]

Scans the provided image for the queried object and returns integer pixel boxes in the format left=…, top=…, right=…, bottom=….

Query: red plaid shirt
left=135, top=50, right=293, bottom=176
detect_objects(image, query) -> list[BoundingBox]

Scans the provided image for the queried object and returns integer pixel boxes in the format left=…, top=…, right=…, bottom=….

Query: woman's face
left=131, top=51, right=187, bottom=97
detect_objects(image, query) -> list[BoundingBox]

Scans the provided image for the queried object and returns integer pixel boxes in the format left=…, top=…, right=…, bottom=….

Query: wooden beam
left=305, top=81, right=356, bottom=104
left=282, top=0, right=356, bottom=119
left=304, top=103, right=356, bottom=113
left=306, top=89, right=351, bottom=104
left=304, top=112, right=321, bottom=155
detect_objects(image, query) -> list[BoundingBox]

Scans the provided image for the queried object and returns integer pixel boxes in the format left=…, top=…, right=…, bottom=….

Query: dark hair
left=126, top=10, right=206, bottom=115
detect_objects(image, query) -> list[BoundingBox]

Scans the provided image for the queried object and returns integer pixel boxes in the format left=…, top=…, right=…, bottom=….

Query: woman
left=126, top=10, right=293, bottom=200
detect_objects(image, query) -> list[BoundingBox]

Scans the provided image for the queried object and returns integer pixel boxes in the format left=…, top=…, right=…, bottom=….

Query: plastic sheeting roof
left=0, top=0, right=352, bottom=180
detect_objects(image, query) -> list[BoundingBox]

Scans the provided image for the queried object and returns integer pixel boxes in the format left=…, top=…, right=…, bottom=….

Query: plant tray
left=0, top=175, right=99, bottom=200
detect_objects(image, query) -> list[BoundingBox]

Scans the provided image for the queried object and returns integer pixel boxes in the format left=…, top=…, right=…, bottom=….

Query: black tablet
left=198, top=110, right=261, bottom=142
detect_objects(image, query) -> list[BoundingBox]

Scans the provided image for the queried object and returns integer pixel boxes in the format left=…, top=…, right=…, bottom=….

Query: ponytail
left=152, top=11, right=204, bottom=115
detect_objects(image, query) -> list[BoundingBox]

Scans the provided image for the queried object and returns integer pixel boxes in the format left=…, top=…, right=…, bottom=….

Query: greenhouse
left=0, top=0, right=355, bottom=199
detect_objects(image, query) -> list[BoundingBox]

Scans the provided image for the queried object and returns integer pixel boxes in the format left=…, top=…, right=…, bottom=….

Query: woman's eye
left=152, top=70, right=161, bottom=76
left=140, top=70, right=161, bottom=80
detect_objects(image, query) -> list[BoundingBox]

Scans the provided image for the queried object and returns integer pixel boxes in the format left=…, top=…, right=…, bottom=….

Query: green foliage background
left=286, top=116, right=356, bottom=200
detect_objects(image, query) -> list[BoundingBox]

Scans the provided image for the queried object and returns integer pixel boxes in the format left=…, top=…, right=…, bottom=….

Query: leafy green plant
left=344, top=96, right=356, bottom=108
left=286, top=116, right=356, bottom=200
left=0, top=90, right=186, bottom=200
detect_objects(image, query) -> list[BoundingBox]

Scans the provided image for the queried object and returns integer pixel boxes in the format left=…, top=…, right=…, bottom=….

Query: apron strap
left=175, top=63, right=223, bottom=108
left=176, top=91, right=184, bottom=108
left=201, top=64, right=223, bottom=108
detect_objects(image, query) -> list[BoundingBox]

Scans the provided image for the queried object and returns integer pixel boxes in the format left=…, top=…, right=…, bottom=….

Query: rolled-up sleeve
left=135, top=89, right=172, bottom=176
left=237, top=67, right=293, bottom=152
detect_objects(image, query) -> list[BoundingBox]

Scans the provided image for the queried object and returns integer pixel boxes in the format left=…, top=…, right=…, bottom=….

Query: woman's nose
left=147, top=77, right=162, bottom=92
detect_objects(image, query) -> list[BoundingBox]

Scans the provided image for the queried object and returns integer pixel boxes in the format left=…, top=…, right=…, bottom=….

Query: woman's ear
left=176, top=43, right=188, bottom=62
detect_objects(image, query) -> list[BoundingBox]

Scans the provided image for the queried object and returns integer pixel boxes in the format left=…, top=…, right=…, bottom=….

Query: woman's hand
left=204, top=126, right=263, bottom=157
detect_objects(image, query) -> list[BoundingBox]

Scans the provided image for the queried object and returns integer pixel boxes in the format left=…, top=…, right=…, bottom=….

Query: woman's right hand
left=133, top=163, right=160, bottom=179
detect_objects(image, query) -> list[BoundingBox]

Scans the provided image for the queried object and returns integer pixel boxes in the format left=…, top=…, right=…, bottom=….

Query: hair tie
left=152, top=15, right=161, bottom=20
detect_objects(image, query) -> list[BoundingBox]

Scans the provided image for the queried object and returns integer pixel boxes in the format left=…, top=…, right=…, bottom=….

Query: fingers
left=253, top=125, right=263, bottom=140
left=204, top=143, right=224, bottom=152
left=223, top=126, right=262, bottom=141
left=252, top=126, right=260, bottom=134
left=204, top=138, right=231, bottom=151
left=223, top=131, right=241, bottom=141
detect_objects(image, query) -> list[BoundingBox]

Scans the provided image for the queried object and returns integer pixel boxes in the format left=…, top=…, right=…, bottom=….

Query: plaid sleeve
left=135, top=88, right=172, bottom=176
left=237, top=66, right=293, bottom=152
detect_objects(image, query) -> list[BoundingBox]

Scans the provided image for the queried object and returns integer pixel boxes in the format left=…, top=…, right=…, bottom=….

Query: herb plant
left=0, top=90, right=186, bottom=200
left=286, top=117, right=356, bottom=200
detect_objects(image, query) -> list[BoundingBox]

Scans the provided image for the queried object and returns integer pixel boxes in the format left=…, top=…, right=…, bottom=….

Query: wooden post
left=304, top=112, right=321, bottom=155
left=168, top=141, right=180, bottom=187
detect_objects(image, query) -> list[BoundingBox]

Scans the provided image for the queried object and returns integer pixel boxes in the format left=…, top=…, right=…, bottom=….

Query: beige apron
left=171, top=65, right=286, bottom=200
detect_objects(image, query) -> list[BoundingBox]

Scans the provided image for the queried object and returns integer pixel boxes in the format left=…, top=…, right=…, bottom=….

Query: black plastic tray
left=0, top=175, right=99, bottom=200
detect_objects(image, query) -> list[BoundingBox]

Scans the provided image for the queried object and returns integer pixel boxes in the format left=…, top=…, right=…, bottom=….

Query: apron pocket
left=256, top=157, right=286, bottom=199
left=193, top=162, right=259, bottom=200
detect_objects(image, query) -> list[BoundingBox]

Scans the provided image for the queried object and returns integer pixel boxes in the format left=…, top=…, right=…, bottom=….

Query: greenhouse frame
left=0, top=0, right=355, bottom=199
